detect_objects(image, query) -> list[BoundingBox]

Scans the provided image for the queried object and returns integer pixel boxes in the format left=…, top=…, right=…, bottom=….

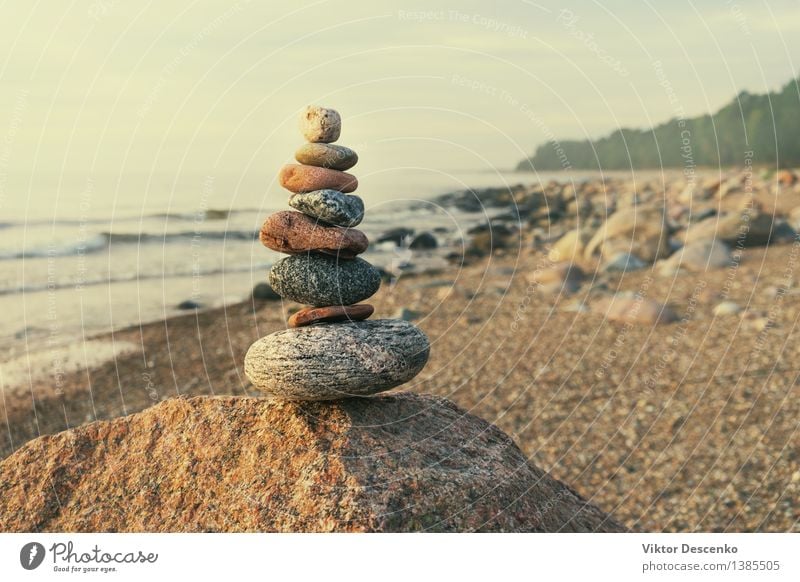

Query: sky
left=0, top=0, right=798, bottom=216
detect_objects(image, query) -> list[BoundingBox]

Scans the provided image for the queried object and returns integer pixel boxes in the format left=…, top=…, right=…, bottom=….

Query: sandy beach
left=2, top=175, right=798, bottom=532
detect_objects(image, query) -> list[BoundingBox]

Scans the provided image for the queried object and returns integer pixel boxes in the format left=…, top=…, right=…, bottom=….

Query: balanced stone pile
left=244, top=106, right=430, bottom=401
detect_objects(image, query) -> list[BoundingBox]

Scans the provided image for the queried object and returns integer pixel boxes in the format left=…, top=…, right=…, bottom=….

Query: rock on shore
left=245, top=320, right=429, bottom=400
left=269, top=254, right=381, bottom=307
left=260, top=210, right=368, bottom=257
left=0, top=393, right=625, bottom=532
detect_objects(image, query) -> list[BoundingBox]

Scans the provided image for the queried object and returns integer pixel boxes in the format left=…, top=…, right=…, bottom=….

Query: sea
left=0, top=169, right=573, bottom=352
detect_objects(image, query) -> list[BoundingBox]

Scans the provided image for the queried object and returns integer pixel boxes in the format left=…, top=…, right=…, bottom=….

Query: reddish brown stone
left=279, top=164, right=357, bottom=194
left=260, top=211, right=368, bottom=258
left=777, top=169, right=797, bottom=186
left=0, top=394, right=626, bottom=532
left=288, top=304, right=374, bottom=328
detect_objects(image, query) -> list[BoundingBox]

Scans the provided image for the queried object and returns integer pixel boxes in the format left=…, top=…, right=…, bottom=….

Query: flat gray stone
left=269, top=254, right=380, bottom=306
left=602, top=252, right=647, bottom=273
left=244, top=320, right=430, bottom=400
left=289, top=190, right=364, bottom=227
left=295, top=143, right=358, bottom=171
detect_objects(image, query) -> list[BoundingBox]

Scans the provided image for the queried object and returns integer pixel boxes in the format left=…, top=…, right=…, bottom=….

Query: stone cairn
left=244, top=106, right=430, bottom=401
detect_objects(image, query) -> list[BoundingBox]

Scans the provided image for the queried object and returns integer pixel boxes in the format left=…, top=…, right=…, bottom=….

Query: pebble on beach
left=603, top=252, right=647, bottom=273
left=295, top=143, right=358, bottom=171
left=300, top=105, right=342, bottom=143
left=244, top=320, right=430, bottom=400
left=409, top=232, right=438, bottom=250
left=592, top=293, right=678, bottom=326
left=288, top=304, right=374, bottom=328
left=660, top=239, right=733, bottom=274
left=713, top=301, right=742, bottom=316
left=269, top=254, right=381, bottom=307
left=288, top=190, right=364, bottom=227
left=260, top=211, right=368, bottom=258
left=393, top=307, right=421, bottom=321
left=279, top=164, right=357, bottom=194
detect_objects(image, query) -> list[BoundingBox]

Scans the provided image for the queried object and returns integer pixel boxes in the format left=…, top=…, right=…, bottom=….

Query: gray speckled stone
left=289, top=190, right=364, bottom=227
left=244, top=320, right=430, bottom=400
left=269, top=254, right=380, bottom=306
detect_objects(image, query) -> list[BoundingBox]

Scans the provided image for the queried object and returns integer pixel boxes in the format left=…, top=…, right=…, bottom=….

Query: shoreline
left=0, top=166, right=778, bottom=347
left=2, top=167, right=799, bottom=532
left=2, top=239, right=799, bottom=531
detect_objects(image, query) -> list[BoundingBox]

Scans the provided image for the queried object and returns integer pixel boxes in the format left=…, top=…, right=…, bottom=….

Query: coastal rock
left=269, top=254, right=381, bottom=307
left=529, top=263, right=583, bottom=295
left=467, top=221, right=516, bottom=237
left=592, top=293, right=678, bottom=325
left=377, top=227, right=414, bottom=245
left=244, top=320, right=429, bottom=400
left=584, top=206, right=670, bottom=262
left=279, top=164, right=357, bottom=194
left=602, top=252, right=647, bottom=273
left=393, top=307, right=421, bottom=321
left=288, top=190, right=364, bottom=227
left=436, top=185, right=523, bottom=212
left=659, top=240, right=732, bottom=274
left=681, top=210, right=774, bottom=247
left=300, top=105, right=342, bottom=143
left=260, top=211, right=368, bottom=258
left=0, top=394, right=625, bottom=532
left=466, top=225, right=517, bottom=258
left=295, top=143, right=358, bottom=171
left=252, top=282, right=281, bottom=301
left=288, top=304, right=374, bottom=328
left=548, top=228, right=593, bottom=263
left=409, top=232, right=438, bottom=250
left=777, top=169, right=797, bottom=186
left=177, top=299, right=202, bottom=310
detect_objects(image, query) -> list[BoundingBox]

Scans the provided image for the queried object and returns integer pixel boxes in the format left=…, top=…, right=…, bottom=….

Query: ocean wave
left=0, top=261, right=272, bottom=296
left=147, top=208, right=261, bottom=221
left=0, top=207, right=262, bottom=229
left=0, top=234, right=109, bottom=260
left=0, top=230, right=259, bottom=260
left=103, top=229, right=258, bottom=243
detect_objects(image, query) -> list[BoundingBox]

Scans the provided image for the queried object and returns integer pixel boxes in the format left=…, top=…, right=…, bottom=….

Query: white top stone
left=300, top=105, right=341, bottom=143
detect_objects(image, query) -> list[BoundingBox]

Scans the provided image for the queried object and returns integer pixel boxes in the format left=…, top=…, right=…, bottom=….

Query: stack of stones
left=244, top=106, right=430, bottom=401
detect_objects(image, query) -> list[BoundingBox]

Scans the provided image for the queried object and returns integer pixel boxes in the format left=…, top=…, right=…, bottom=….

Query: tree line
left=517, top=76, right=800, bottom=171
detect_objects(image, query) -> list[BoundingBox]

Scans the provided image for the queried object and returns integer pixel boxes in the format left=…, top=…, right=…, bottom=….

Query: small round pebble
left=269, top=254, right=381, bottom=306
left=260, top=211, right=368, bottom=258
left=289, top=190, right=364, bottom=227
left=300, top=106, right=341, bottom=143
left=713, top=301, right=742, bottom=316
left=279, top=164, right=357, bottom=194
left=295, top=143, right=358, bottom=171
left=244, top=320, right=430, bottom=400
left=288, top=304, right=374, bottom=328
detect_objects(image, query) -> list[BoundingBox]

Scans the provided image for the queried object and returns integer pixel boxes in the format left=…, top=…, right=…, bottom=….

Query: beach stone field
left=1, top=118, right=799, bottom=531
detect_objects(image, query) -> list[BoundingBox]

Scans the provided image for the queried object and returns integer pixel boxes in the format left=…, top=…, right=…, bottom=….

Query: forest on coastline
left=517, top=76, right=800, bottom=171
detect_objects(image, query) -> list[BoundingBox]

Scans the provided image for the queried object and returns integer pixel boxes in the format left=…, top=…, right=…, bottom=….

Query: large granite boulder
left=0, top=393, right=624, bottom=532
